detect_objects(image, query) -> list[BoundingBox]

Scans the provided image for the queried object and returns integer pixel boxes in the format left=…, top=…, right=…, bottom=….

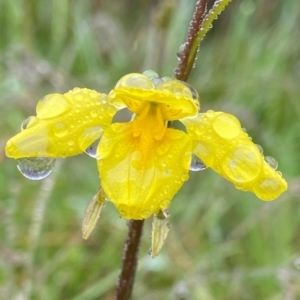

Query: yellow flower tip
left=109, top=73, right=200, bottom=120
left=182, top=110, right=288, bottom=200
left=5, top=88, right=117, bottom=159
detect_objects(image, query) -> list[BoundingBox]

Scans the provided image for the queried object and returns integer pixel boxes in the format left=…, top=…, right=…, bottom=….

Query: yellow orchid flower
left=5, top=72, right=288, bottom=220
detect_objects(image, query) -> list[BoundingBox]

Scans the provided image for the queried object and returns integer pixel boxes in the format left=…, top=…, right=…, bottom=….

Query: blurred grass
left=0, top=0, right=300, bottom=299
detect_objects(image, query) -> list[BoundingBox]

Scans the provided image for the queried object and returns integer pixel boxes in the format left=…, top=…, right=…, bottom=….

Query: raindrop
left=17, top=157, right=56, bottom=180
left=143, top=70, right=159, bottom=79
left=182, top=82, right=199, bottom=100
left=256, top=144, right=263, bottom=154
left=53, top=122, right=68, bottom=137
left=161, top=76, right=172, bottom=82
left=21, top=116, right=37, bottom=130
left=190, top=154, right=206, bottom=171
left=265, top=156, right=278, bottom=170
left=176, top=43, right=186, bottom=60
left=151, top=77, right=164, bottom=87
left=85, top=139, right=100, bottom=158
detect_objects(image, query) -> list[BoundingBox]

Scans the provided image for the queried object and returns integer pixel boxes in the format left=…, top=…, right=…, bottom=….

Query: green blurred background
left=0, top=0, right=299, bottom=299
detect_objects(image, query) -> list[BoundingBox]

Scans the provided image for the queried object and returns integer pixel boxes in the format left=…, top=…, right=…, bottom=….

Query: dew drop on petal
left=115, top=73, right=155, bottom=89
left=36, top=94, right=71, bottom=119
left=85, top=139, right=101, bottom=158
left=190, top=154, right=207, bottom=171
left=21, top=117, right=31, bottom=130
left=151, top=77, right=164, bottom=87
left=17, top=157, right=56, bottom=180
left=143, top=70, right=159, bottom=79
left=212, top=113, right=241, bottom=139
left=53, top=122, right=68, bottom=137
left=265, top=156, right=278, bottom=170
left=256, top=144, right=264, bottom=155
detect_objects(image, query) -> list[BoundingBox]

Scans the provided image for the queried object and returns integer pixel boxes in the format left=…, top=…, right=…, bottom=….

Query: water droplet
left=115, top=73, right=155, bottom=89
left=190, top=154, right=206, bottom=171
left=265, top=156, right=278, bottom=170
left=151, top=77, right=164, bottom=87
left=68, top=140, right=74, bottom=146
left=161, top=76, right=172, bottom=82
left=85, top=139, right=100, bottom=158
left=176, top=43, right=186, bottom=60
left=21, top=116, right=37, bottom=130
left=53, top=122, right=68, bottom=137
left=143, top=70, right=159, bottom=79
left=36, top=94, right=71, bottom=119
left=181, top=82, right=199, bottom=100
left=17, top=157, right=55, bottom=180
left=256, top=144, right=263, bottom=154
left=107, top=105, right=116, bottom=116
left=90, top=109, right=98, bottom=118
left=212, top=113, right=241, bottom=139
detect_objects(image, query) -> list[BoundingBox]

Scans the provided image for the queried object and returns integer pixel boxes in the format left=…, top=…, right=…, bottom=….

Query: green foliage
left=0, top=0, right=299, bottom=299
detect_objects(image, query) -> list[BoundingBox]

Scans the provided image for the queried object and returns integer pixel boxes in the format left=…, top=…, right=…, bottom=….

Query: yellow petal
left=109, top=73, right=199, bottom=120
left=6, top=88, right=117, bottom=158
left=181, top=111, right=287, bottom=200
left=97, top=123, right=192, bottom=220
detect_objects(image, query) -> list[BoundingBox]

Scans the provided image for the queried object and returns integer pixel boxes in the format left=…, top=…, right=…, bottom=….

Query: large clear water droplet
left=190, top=154, right=206, bottom=171
left=17, top=157, right=56, bottom=180
left=265, top=156, right=278, bottom=170
left=85, top=139, right=100, bottom=158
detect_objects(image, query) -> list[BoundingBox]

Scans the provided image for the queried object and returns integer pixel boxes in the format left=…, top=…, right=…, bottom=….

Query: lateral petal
left=6, top=88, right=117, bottom=158
left=181, top=111, right=287, bottom=200
left=97, top=123, right=192, bottom=219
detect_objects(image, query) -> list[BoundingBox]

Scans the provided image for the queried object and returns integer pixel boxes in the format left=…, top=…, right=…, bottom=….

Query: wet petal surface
left=6, top=88, right=117, bottom=158
left=182, top=111, right=287, bottom=200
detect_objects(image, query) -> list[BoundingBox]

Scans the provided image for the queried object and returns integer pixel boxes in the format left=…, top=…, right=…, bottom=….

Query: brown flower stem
left=174, top=0, right=207, bottom=81
left=114, top=220, right=144, bottom=300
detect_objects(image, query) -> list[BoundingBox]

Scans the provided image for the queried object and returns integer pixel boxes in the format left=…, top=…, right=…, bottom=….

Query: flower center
left=132, top=102, right=167, bottom=161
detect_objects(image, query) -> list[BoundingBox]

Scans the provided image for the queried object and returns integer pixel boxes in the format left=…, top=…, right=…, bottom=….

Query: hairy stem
left=114, top=220, right=144, bottom=300
left=174, top=0, right=207, bottom=81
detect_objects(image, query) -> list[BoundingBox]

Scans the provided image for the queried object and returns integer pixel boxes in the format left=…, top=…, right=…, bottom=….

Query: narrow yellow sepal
left=82, top=188, right=106, bottom=239
left=151, top=210, right=170, bottom=258
left=5, top=88, right=117, bottom=158
left=181, top=111, right=288, bottom=200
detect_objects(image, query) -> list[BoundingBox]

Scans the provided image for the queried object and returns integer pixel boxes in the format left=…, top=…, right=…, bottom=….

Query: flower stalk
left=114, top=220, right=144, bottom=300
